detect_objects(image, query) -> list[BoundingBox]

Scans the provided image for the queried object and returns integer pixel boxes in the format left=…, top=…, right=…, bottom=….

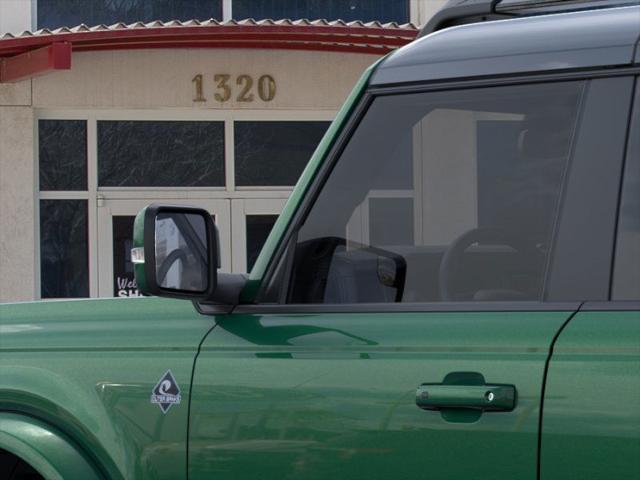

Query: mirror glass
left=155, top=212, right=208, bottom=292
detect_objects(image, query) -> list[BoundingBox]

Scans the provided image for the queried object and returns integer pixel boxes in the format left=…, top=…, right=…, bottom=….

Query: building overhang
left=0, top=19, right=417, bottom=83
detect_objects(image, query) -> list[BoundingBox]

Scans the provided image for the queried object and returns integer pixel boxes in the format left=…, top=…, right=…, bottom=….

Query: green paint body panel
left=0, top=297, right=213, bottom=479
left=0, top=412, right=102, bottom=480
left=541, top=310, right=640, bottom=479
left=188, top=310, right=572, bottom=479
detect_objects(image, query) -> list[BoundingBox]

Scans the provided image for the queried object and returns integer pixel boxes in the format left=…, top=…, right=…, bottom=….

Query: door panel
left=540, top=306, right=640, bottom=479
left=189, top=308, right=576, bottom=479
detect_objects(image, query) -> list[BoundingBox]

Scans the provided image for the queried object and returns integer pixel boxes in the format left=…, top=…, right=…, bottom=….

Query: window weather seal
left=234, top=301, right=582, bottom=315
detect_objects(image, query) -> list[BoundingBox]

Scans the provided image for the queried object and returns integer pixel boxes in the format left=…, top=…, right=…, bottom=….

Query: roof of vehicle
left=370, top=5, right=640, bottom=86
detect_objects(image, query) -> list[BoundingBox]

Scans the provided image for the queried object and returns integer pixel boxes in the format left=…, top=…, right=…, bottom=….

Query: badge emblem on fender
left=151, top=370, right=182, bottom=413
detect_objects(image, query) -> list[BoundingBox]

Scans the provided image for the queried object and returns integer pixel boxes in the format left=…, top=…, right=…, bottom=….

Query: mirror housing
left=132, top=204, right=218, bottom=300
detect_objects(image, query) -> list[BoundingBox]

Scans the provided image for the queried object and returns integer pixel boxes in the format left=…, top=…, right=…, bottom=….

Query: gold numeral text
left=192, top=74, right=206, bottom=102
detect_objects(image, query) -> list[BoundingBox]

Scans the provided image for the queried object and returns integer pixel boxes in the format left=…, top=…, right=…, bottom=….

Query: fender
left=0, top=412, right=104, bottom=480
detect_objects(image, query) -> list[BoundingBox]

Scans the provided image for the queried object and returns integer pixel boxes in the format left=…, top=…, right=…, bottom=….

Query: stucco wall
left=33, top=49, right=376, bottom=109
left=0, top=81, right=35, bottom=302
left=412, top=0, right=448, bottom=25
left=0, top=0, right=32, bottom=35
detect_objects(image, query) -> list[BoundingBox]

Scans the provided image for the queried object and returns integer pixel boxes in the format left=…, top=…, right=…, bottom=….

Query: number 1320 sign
left=192, top=73, right=276, bottom=103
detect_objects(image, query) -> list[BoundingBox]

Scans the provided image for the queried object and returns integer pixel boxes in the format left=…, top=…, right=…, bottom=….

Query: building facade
left=0, top=0, right=445, bottom=302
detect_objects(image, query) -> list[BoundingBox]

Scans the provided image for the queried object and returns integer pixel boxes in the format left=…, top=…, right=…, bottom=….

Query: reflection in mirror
left=155, top=212, right=208, bottom=292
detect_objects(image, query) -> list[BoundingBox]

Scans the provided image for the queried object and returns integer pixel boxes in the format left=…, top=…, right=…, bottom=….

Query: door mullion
left=87, top=115, right=99, bottom=298
left=231, top=199, right=247, bottom=273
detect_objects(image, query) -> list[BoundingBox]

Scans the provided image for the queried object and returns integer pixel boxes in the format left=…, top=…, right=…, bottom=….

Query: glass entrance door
left=97, top=198, right=231, bottom=297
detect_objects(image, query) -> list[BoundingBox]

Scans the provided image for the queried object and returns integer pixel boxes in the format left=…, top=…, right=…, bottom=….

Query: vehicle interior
left=283, top=81, right=585, bottom=303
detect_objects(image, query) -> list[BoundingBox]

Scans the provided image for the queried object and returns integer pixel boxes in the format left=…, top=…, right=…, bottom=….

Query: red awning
left=0, top=19, right=418, bottom=83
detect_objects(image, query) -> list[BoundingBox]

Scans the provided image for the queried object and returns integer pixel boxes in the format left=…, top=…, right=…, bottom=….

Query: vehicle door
left=188, top=76, right=633, bottom=479
left=540, top=76, right=640, bottom=480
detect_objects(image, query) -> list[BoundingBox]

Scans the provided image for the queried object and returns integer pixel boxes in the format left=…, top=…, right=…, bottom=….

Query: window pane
left=98, top=121, right=225, bottom=187
left=235, top=121, right=329, bottom=187
left=38, top=0, right=222, bottom=29
left=612, top=89, right=640, bottom=300
left=40, top=200, right=89, bottom=298
left=246, top=215, right=278, bottom=272
left=233, top=0, right=409, bottom=23
left=286, top=81, right=584, bottom=303
left=369, top=198, right=413, bottom=246
left=39, top=120, right=87, bottom=191
left=113, top=216, right=140, bottom=297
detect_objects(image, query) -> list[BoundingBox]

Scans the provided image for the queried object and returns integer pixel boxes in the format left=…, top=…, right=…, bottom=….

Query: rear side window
left=281, top=81, right=585, bottom=303
left=612, top=81, right=640, bottom=300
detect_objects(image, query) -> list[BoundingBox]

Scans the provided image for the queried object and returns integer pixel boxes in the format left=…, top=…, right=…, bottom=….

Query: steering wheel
left=438, top=227, right=540, bottom=302
left=157, top=248, right=189, bottom=286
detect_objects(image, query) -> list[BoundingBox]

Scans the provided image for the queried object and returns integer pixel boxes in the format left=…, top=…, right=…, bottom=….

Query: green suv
left=1, top=0, right=639, bottom=478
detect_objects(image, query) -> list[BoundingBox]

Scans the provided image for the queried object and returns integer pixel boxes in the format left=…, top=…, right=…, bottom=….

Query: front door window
left=280, top=81, right=586, bottom=303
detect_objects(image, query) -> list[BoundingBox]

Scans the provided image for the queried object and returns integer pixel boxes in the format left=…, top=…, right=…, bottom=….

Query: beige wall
left=0, top=81, right=35, bottom=302
left=412, top=0, right=448, bottom=26
left=0, top=0, right=32, bottom=35
left=33, top=49, right=376, bottom=110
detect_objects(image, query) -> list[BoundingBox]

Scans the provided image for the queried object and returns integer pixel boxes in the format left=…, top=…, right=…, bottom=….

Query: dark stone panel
left=38, top=0, right=222, bottom=29
left=39, top=120, right=87, bottom=191
left=40, top=200, right=89, bottom=298
left=235, top=121, right=329, bottom=187
left=246, top=214, right=278, bottom=271
left=233, top=0, right=409, bottom=23
left=98, top=120, right=225, bottom=187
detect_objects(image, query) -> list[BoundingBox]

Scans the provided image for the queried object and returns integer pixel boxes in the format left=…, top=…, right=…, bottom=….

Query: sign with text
left=192, top=73, right=276, bottom=103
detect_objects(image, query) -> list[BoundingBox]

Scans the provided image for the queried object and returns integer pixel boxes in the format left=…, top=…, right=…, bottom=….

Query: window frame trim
left=197, top=300, right=582, bottom=315
left=545, top=75, right=636, bottom=301
left=609, top=76, right=640, bottom=300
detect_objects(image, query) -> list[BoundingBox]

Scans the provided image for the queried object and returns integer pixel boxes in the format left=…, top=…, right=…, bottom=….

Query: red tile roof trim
left=0, top=19, right=418, bottom=82
left=0, top=42, right=71, bottom=82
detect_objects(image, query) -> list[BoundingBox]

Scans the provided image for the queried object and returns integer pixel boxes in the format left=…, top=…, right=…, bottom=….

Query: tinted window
left=284, top=82, right=584, bottom=303
left=235, top=121, right=329, bottom=187
left=38, top=0, right=222, bottom=29
left=612, top=84, right=640, bottom=300
left=246, top=215, right=278, bottom=272
left=233, top=0, right=409, bottom=23
left=98, top=121, right=225, bottom=187
left=113, top=216, right=140, bottom=298
left=40, top=200, right=89, bottom=298
left=39, top=120, right=87, bottom=191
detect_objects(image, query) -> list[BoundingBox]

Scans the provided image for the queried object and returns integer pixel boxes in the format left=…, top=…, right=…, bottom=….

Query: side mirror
left=132, top=204, right=218, bottom=300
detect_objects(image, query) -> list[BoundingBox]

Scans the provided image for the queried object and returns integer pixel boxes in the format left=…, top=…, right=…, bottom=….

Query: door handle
left=416, top=383, right=516, bottom=412
left=416, top=372, right=516, bottom=415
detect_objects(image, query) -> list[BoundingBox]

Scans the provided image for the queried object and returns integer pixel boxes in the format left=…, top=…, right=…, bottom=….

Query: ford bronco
left=1, top=0, right=639, bottom=478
